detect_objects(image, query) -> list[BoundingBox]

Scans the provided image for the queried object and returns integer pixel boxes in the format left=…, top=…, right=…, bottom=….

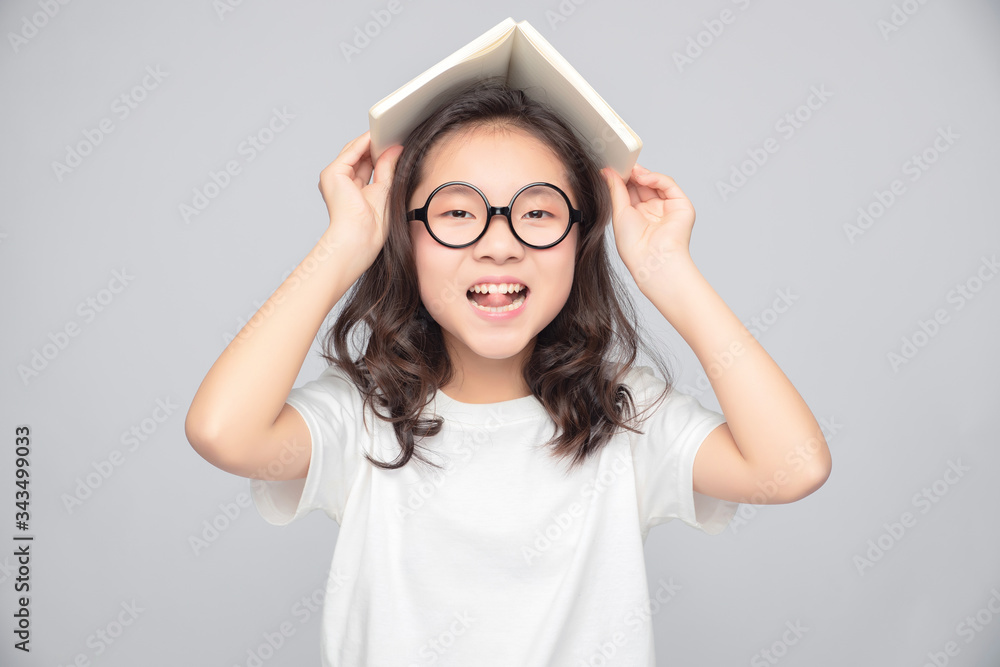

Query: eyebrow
left=425, top=180, right=574, bottom=199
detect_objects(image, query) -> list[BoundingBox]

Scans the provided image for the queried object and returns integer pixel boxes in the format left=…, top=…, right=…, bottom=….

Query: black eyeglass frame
left=406, top=181, right=583, bottom=250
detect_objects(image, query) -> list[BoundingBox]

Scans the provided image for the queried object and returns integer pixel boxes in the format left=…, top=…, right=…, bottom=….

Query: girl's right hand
left=318, top=130, right=404, bottom=272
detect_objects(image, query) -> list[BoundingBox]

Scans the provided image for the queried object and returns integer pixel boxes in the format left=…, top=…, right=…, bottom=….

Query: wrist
left=629, top=248, right=699, bottom=297
left=315, top=227, right=370, bottom=279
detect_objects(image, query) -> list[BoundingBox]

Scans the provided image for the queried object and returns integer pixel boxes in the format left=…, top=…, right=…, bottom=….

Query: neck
left=440, top=337, right=535, bottom=404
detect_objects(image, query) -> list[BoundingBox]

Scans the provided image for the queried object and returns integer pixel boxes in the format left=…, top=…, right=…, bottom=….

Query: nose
left=475, top=213, right=524, bottom=259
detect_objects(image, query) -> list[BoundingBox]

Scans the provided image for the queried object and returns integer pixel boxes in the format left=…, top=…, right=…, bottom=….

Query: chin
left=446, top=328, right=530, bottom=360
left=467, top=340, right=528, bottom=361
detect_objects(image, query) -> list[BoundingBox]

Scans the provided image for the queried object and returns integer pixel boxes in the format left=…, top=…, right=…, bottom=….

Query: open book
left=368, top=17, right=641, bottom=180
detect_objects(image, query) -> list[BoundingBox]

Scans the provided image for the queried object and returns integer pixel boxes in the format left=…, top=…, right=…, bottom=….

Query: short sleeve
left=249, top=365, right=364, bottom=526
left=628, top=366, right=739, bottom=537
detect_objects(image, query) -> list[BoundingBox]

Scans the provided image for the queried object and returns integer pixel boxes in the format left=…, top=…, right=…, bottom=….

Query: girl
left=186, top=78, right=832, bottom=666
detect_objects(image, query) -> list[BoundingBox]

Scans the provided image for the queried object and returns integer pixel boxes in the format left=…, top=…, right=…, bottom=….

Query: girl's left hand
left=601, top=164, right=696, bottom=282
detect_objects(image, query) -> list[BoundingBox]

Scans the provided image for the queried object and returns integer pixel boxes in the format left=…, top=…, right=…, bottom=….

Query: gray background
left=2, top=0, right=999, bottom=665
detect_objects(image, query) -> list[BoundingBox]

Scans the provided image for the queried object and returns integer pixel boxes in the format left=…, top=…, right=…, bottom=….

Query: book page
left=508, top=22, right=640, bottom=179
left=367, top=17, right=641, bottom=179
left=369, top=22, right=519, bottom=160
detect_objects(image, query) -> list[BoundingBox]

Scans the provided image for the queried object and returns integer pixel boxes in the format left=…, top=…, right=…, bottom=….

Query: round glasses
left=407, top=181, right=583, bottom=249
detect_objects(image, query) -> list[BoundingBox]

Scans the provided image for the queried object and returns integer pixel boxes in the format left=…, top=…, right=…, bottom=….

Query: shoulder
left=618, top=364, right=717, bottom=426
left=286, top=364, right=368, bottom=420
left=302, top=364, right=363, bottom=398
left=618, top=364, right=669, bottom=407
left=619, top=364, right=658, bottom=392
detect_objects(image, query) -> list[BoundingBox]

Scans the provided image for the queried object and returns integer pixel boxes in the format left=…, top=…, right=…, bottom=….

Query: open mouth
left=466, top=285, right=529, bottom=313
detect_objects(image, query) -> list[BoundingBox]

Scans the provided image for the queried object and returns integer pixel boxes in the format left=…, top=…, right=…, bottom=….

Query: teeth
left=467, top=290, right=527, bottom=313
left=470, top=283, right=525, bottom=294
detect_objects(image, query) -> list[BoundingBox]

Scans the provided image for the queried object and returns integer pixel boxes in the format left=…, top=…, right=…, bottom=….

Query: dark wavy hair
left=320, top=77, right=675, bottom=475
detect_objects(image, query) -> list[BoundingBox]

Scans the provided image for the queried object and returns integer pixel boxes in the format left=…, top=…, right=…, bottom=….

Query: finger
left=338, top=132, right=358, bottom=152
left=625, top=177, right=641, bottom=208
left=634, top=168, right=687, bottom=201
left=334, top=131, right=373, bottom=169
left=629, top=165, right=664, bottom=200
left=335, top=129, right=368, bottom=158
left=354, top=154, right=374, bottom=189
left=628, top=164, right=661, bottom=203
left=629, top=177, right=660, bottom=203
left=372, top=144, right=404, bottom=186
left=325, top=133, right=374, bottom=187
left=602, top=167, right=630, bottom=219
left=322, top=144, right=367, bottom=187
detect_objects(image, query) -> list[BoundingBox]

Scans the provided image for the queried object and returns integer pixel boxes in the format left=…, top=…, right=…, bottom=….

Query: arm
left=185, top=132, right=402, bottom=481
left=602, top=165, right=832, bottom=505
left=641, top=258, right=830, bottom=504
left=184, top=230, right=361, bottom=480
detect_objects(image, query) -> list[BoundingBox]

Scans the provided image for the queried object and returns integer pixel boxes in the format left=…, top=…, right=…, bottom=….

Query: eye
left=523, top=210, right=552, bottom=219
left=444, top=210, right=474, bottom=219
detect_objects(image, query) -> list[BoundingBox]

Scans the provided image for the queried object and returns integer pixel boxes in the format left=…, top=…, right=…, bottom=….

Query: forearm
left=186, top=229, right=361, bottom=452
left=638, top=255, right=831, bottom=482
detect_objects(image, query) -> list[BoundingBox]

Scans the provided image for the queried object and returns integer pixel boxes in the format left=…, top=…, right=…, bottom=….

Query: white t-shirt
left=250, top=363, right=737, bottom=667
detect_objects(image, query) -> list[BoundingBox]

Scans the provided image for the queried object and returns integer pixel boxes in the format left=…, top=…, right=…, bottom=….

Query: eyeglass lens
left=425, top=184, right=570, bottom=247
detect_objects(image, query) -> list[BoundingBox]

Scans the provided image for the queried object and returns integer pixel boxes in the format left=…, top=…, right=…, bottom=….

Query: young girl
left=186, top=78, right=832, bottom=666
